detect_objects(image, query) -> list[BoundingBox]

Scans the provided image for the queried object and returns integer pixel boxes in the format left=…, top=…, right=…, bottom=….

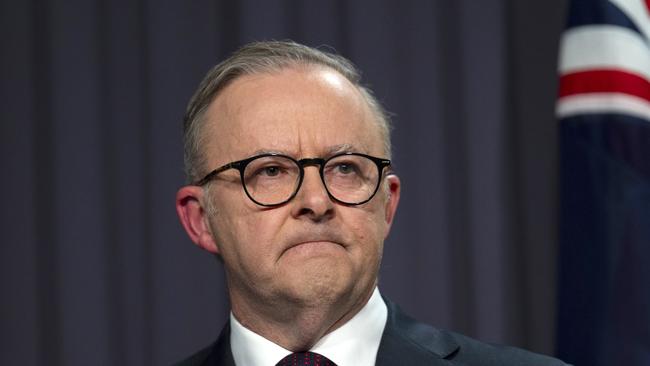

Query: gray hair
left=183, top=40, right=392, bottom=183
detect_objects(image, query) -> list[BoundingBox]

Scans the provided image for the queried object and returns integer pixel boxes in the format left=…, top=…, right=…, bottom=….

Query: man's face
left=198, top=67, right=400, bottom=314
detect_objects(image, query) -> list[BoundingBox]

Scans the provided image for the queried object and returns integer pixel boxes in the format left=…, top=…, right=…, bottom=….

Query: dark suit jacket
left=175, top=298, right=568, bottom=365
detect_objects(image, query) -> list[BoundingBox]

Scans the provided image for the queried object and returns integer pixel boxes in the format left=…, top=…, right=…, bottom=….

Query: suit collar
left=199, top=297, right=460, bottom=366
left=376, top=297, right=460, bottom=365
left=202, top=322, right=236, bottom=366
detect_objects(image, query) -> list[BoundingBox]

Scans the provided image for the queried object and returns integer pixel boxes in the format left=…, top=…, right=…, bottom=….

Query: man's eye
left=336, top=164, right=354, bottom=174
left=334, top=163, right=357, bottom=175
left=260, top=166, right=282, bottom=176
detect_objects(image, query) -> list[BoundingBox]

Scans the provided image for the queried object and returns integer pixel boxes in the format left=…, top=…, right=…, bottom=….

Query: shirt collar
left=230, top=287, right=388, bottom=366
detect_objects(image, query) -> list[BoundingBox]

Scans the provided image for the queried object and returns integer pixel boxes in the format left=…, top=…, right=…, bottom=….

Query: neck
left=229, top=285, right=375, bottom=351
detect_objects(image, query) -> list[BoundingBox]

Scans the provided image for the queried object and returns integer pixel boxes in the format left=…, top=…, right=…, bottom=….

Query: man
left=175, top=40, right=567, bottom=365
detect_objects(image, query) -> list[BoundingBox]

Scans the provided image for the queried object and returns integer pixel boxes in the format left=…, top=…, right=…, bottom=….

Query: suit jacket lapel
left=201, top=322, right=236, bottom=366
left=376, top=298, right=460, bottom=365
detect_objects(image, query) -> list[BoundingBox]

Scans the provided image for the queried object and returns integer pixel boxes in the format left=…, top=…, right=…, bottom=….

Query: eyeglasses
left=194, top=152, right=391, bottom=207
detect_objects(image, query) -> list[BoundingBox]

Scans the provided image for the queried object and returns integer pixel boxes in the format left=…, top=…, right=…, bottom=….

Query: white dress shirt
left=230, top=287, right=388, bottom=366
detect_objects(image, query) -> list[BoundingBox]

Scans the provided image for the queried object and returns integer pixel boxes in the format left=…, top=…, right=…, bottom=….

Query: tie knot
left=275, top=351, right=337, bottom=366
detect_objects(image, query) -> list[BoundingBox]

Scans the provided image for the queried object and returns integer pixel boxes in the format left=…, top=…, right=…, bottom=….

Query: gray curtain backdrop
left=0, top=0, right=567, bottom=364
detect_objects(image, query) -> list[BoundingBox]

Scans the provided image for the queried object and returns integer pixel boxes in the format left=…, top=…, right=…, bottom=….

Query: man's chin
left=281, top=271, right=356, bottom=305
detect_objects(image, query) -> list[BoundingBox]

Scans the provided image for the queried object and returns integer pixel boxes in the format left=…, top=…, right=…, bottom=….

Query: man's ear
left=176, top=186, right=220, bottom=254
left=383, top=174, right=401, bottom=238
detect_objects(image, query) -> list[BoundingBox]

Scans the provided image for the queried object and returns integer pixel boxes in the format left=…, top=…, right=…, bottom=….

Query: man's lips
left=282, top=232, right=347, bottom=255
left=282, top=240, right=344, bottom=258
left=290, top=240, right=340, bottom=249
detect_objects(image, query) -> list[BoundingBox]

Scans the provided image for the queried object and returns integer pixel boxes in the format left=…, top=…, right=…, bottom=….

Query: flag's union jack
left=557, top=0, right=650, bottom=120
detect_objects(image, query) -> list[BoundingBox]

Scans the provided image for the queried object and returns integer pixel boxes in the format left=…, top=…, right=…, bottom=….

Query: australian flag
left=556, top=0, right=650, bottom=365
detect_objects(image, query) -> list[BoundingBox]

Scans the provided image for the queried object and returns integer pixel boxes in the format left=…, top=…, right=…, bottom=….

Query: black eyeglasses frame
left=194, top=152, right=392, bottom=207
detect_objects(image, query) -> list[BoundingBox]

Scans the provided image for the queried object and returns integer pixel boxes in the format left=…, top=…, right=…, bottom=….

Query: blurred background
left=1, top=0, right=570, bottom=364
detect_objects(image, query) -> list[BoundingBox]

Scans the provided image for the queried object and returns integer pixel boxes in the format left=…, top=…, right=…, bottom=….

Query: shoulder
left=445, top=331, right=568, bottom=366
left=381, top=298, right=570, bottom=366
left=172, top=345, right=213, bottom=366
left=171, top=322, right=235, bottom=366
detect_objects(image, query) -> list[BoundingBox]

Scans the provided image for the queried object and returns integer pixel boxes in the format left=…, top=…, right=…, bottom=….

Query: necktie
left=275, top=351, right=337, bottom=366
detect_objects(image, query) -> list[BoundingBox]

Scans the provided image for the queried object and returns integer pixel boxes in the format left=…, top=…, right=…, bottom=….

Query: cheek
left=213, top=206, right=288, bottom=265
left=347, top=209, right=387, bottom=253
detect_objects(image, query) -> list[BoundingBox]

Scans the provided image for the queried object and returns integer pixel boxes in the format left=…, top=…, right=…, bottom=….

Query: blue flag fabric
left=556, top=0, right=650, bottom=365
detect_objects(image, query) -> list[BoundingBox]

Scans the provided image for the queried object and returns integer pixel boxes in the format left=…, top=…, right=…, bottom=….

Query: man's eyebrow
left=326, top=144, right=358, bottom=155
left=250, top=148, right=287, bottom=156
left=248, top=144, right=361, bottom=158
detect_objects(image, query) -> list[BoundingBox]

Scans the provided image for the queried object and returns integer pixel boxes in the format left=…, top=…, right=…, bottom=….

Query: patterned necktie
left=275, top=351, right=337, bottom=366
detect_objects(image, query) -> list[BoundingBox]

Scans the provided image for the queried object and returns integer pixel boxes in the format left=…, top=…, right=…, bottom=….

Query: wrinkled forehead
left=200, top=67, right=386, bottom=165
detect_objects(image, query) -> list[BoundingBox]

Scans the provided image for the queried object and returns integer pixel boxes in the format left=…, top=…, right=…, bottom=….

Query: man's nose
left=291, top=166, right=334, bottom=220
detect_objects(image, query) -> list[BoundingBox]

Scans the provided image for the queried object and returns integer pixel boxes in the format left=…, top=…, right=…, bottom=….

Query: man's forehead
left=201, top=67, right=383, bottom=163
left=217, top=66, right=359, bottom=106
